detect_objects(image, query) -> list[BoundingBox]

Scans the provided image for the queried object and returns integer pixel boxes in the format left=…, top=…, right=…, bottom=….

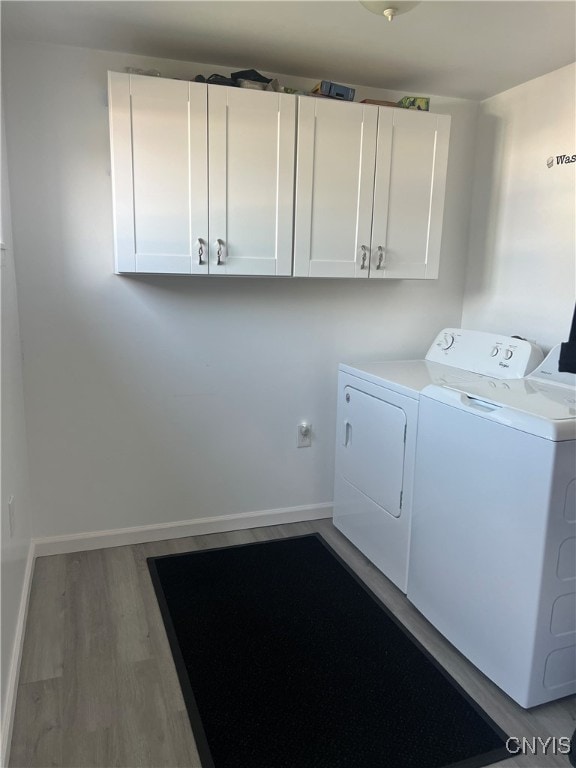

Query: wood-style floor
left=9, top=519, right=576, bottom=767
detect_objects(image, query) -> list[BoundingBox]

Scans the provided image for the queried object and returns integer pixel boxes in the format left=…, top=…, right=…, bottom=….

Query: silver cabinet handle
left=360, top=245, right=369, bottom=270
left=376, top=246, right=385, bottom=270
left=216, top=239, right=224, bottom=265
left=216, top=239, right=225, bottom=266
left=197, top=239, right=206, bottom=265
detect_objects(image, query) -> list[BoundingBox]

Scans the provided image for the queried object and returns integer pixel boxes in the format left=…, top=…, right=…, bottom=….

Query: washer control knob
left=440, top=333, right=455, bottom=351
left=503, top=349, right=513, bottom=360
left=491, top=346, right=499, bottom=357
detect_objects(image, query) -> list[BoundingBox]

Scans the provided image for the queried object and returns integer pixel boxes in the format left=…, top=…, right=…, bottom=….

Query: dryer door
left=341, top=385, right=407, bottom=517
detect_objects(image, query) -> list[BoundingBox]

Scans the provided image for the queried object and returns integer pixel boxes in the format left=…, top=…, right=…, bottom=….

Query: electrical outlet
left=297, top=423, right=312, bottom=448
left=8, top=495, right=15, bottom=538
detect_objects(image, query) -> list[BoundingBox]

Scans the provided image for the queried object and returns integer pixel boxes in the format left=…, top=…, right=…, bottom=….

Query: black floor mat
left=148, top=534, right=510, bottom=768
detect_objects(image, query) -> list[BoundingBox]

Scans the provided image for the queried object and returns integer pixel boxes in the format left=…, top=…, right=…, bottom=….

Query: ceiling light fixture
left=359, top=1, right=421, bottom=22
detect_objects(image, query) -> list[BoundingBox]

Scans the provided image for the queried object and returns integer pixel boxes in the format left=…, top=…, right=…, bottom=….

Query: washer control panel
left=425, top=328, right=544, bottom=378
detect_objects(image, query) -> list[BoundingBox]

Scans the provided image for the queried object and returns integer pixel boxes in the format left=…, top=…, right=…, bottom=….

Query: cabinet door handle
left=197, top=239, right=206, bottom=265
left=216, top=239, right=225, bottom=265
left=376, top=246, right=385, bottom=270
left=360, top=245, right=369, bottom=270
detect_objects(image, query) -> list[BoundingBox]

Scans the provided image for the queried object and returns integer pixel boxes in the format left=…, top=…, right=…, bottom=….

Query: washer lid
left=426, top=378, right=576, bottom=441
left=445, top=378, right=576, bottom=421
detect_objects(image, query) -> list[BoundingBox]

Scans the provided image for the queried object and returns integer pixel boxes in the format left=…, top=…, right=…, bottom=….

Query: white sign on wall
left=547, top=153, right=576, bottom=168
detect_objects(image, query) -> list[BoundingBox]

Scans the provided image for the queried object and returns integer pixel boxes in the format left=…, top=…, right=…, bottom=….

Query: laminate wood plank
left=9, top=677, right=62, bottom=768
left=62, top=657, right=200, bottom=768
left=130, top=542, right=194, bottom=714
left=113, top=658, right=200, bottom=768
left=60, top=654, right=121, bottom=736
left=164, top=710, right=203, bottom=768
left=60, top=726, right=118, bottom=768
left=9, top=520, right=575, bottom=767
left=63, top=550, right=115, bottom=664
left=102, top=545, right=153, bottom=664
left=18, top=555, right=66, bottom=684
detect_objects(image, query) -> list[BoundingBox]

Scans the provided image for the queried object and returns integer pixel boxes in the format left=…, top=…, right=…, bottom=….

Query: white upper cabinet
left=108, top=73, right=295, bottom=276
left=109, top=72, right=451, bottom=279
left=109, top=73, right=208, bottom=274
left=294, top=99, right=378, bottom=278
left=376, top=109, right=451, bottom=279
left=207, top=87, right=295, bottom=276
left=294, top=98, right=450, bottom=279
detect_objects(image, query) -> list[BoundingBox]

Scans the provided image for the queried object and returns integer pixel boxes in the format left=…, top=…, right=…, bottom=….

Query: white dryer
left=333, top=329, right=543, bottom=593
left=407, top=345, right=576, bottom=707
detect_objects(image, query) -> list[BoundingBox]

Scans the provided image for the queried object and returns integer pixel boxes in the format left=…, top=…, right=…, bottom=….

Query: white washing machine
left=407, top=345, right=576, bottom=707
left=333, top=329, right=543, bottom=593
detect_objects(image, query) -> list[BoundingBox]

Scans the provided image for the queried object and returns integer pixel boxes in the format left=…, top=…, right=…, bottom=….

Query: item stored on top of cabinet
left=231, top=69, right=272, bottom=84
left=125, top=67, right=161, bottom=77
left=293, top=98, right=450, bottom=278
left=193, top=74, right=239, bottom=87
left=108, top=72, right=295, bottom=275
left=311, top=80, right=356, bottom=101
left=237, top=79, right=268, bottom=91
left=238, top=78, right=282, bottom=92
left=195, top=69, right=281, bottom=91
left=360, top=99, right=398, bottom=107
left=397, top=96, right=430, bottom=111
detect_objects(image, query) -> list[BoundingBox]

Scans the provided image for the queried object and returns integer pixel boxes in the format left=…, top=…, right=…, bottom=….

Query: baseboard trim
left=33, top=503, right=333, bottom=557
left=1, top=539, right=35, bottom=768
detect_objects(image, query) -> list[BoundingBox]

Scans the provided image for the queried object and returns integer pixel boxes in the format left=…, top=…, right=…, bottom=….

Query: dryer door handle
left=344, top=420, right=352, bottom=447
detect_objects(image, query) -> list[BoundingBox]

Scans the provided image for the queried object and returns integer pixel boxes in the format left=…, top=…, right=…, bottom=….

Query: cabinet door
left=108, top=73, right=208, bottom=274
left=207, top=87, right=296, bottom=276
left=294, top=98, right=378, bottom=278
left=371, top=109, right=450, bottom=279
left=367, top=108, right=393, bottom=279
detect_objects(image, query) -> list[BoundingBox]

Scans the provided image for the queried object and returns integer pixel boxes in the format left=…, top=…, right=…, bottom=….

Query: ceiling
left=2, top=1, right=575, bottom=100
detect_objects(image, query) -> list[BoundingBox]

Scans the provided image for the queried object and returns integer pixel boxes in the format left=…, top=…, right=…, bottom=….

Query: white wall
left=3, top=41, right=477, bottom=538
left=1, top=57, right=33, bottom=758
left=462, top=63, right=576, bottom=351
